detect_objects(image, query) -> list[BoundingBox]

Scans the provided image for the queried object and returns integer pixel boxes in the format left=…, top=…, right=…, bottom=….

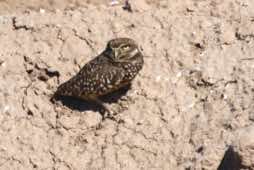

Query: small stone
left=58, top=115, right=80, bottom=130
left=249, top=112, right=254, bottom=121
left=186, top=7, right=195, bottom=12
left=221, top=24, right=235, bottom=45
left=0, top=60, right=5, bottom=67
left=110, top=0, right=119, bottom=6
left=25, top=63, right=34, bottom=74
left=122, top=0, right=132, bottom=12
left=39, top=8, right=45, bottom=14
left=45, top=68, right=60, bottom=77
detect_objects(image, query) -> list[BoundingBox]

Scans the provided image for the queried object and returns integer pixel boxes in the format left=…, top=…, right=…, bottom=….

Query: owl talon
left=99, top=103, right=118, bottom=121
left=92, top=98, right=112, bottom=119
left=100, top=103, right=115, bottom=120
left=102, top=110, right=117, bottom=121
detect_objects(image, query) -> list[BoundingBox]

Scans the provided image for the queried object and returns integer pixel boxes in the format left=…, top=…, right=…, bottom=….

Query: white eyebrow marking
left=130, top=48, right=139, bottom=57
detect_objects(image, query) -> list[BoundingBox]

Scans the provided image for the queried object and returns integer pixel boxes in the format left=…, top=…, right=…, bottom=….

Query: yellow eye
left=122, top=45, right=130, bottom=50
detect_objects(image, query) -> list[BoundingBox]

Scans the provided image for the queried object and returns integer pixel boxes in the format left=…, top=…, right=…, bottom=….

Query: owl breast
left=119, top=56, right=144, bottom=83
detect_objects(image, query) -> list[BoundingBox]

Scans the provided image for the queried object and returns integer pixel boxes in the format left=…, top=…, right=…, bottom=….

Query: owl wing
left=79, top=63, right=126, bottom=97
left=55, top=58, right=126, bottom=99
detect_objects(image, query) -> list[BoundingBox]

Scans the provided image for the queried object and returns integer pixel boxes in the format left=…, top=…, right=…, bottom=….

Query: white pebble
left=188, top=102, right=195, bottom=108
left=156, top=76, right=161, bottom=82
left=0, top=61, right=6, bottom=67
left=40, top=8, right=45, bottom=14
left=3, top=105, right=10, bottom=113
left=110, top=0, right=119, bottom=6
left=164, top=77, right=170, bottom=81
left=176, top=71, right=182, bottom=78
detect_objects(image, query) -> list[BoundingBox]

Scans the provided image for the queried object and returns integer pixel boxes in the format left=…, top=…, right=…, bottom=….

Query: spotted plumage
left=54, top=38, right=144, bottom=112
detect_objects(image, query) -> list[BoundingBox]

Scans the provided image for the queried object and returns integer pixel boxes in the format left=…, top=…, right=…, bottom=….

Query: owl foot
left=92, top=98, right=116, bottom=120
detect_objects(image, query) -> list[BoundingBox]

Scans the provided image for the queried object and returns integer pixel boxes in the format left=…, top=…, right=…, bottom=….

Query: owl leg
left=92, top=98, right=114, bottom=120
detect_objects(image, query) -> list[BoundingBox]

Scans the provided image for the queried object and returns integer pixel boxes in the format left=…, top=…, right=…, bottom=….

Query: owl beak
left=114, top=50, right=118, bottom=59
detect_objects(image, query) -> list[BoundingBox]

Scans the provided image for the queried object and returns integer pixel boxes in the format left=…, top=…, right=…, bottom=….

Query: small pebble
left=122, top=0, right=132, bottom=12
left=0, top=60, right=4, bottom=66
left=45, top=68, right=60, bottom=77
left=40, top=8, right=45, bottom=14
left=110, top=0, right=119, bottom=6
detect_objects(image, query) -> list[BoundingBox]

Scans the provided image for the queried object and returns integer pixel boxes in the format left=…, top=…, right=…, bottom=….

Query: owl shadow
left=53, top=84, right=131, bottom=113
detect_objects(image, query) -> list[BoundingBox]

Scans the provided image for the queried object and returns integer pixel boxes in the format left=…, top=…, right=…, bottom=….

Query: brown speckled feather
left=54, top=37, right=144, bottom=103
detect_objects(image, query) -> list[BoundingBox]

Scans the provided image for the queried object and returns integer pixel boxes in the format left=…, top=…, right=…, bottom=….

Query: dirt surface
left=0, top=0, right=254, bottom=169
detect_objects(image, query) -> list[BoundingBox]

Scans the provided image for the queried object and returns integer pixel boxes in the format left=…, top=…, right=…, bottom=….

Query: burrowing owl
left=54, top=38, right=144, bottom=114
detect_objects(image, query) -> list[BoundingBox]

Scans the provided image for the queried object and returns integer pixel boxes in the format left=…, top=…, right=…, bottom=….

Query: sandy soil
left=0, top=0, right=254, bottom=169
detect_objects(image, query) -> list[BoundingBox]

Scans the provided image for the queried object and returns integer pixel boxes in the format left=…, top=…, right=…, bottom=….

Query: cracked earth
left=0, top=0, right=254, bottom=169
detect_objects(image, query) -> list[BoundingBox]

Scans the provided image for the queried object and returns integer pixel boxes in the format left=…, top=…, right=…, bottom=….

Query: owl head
left=104, top=38, right=141, bottom=62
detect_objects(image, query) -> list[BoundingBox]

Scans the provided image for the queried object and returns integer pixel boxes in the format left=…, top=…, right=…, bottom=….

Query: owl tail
left=50, top=81, right=68, bottom=103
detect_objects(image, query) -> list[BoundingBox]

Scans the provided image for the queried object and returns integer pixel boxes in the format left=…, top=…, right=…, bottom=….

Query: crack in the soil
left=29, top=158, right=38, bottom=169
left=111, top=125, right=159, bottom=164
left=49, top=150, right=72, bottom=170
left=0, top=156, right=23, bottom=168
left=56, top=28, right=68, bottom=63
left=100, top=145, right=107, bottom=168
left=72, top=28, right=96, bottom=53
left=235, top=31, right=254, bottom=42
left=12, top=17, right=34, bottom=31
left=21, top=82, right=33, bottom=115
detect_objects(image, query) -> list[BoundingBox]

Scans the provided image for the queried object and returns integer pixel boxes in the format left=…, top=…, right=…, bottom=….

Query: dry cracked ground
left=0, top=0, right=254, bottom=169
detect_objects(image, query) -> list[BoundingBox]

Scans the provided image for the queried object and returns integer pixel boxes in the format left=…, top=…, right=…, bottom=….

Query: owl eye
left=122, top=45, right=130, bottom=50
